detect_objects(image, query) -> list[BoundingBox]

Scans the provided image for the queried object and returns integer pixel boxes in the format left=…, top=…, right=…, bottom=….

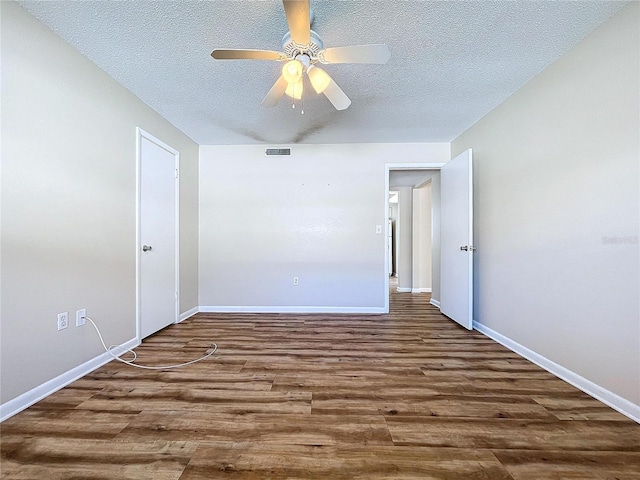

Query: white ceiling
left=389, top=170, right=436, bottom=188
left=18, top=1, right=626, bottom=146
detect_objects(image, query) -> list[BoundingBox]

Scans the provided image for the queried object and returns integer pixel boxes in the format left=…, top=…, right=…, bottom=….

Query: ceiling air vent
left=265, top=148, right=291, bottom=156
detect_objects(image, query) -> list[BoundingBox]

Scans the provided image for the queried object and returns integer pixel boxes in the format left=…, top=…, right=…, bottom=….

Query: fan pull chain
left=292, top=79, right=298, bottom=109
left=289, top=80, right=304, bottom=114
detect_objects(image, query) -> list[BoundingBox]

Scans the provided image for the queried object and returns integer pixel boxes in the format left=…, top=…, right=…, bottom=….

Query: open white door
left=138, top=130, right=179, bottom=340
left=440, top=149, right=473, bottom=329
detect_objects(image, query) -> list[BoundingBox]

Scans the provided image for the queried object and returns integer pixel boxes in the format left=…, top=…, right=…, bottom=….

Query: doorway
left=385, top=152, right=474, bottom=329
left=385, top=163, right=443, bottom=313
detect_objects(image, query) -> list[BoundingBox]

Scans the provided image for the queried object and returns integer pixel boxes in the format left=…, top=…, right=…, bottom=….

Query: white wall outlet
left=57, top=312, right=69, bottom=331
left=293, top=276, right=299, bottom=286
left=375, top=225, right=383, bottom=234
left=76, top=308, right=86, bottom=327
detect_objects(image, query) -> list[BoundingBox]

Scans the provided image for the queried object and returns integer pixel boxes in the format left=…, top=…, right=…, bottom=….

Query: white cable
left=86, top=316, right=217, bottom=370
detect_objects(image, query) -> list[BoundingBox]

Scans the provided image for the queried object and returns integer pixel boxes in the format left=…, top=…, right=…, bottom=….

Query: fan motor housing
left=281, top=30, right=324, bottom=59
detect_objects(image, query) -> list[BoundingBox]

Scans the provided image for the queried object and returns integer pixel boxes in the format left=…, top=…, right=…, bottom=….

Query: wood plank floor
left=2, top=284, right=639, bottom=479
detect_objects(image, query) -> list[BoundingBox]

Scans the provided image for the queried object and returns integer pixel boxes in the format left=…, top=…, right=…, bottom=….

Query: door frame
left=384, top=162, right=445, bottom=313
left=135, top=127, right=180, bottom=342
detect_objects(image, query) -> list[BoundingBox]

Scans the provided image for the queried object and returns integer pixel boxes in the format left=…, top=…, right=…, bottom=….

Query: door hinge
left=175, top=168, right=179, bottom=179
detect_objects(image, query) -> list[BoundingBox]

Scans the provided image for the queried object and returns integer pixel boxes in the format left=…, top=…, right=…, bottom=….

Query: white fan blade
left=321, top=74, right=351, bottom=111
left=261, top=75, right=288, bottom=107
left=283, top=0, right=310, bottom=46
left=211, top=49, right=285, bottom=61
left=319, top=44, right=391, bottom=64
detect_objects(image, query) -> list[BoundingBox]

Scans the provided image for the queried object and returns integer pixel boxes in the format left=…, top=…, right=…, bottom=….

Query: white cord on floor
left=86, top=316, right=217, bottom=370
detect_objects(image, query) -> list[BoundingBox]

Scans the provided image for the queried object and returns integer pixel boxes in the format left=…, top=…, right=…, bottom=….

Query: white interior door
left=440, top=149, right=473, bottom=329
left=138, top=131, right=178, bottom=340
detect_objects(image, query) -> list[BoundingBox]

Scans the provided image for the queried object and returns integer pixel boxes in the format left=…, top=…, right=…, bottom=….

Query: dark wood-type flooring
left=2, top=284, right=639, bottom=479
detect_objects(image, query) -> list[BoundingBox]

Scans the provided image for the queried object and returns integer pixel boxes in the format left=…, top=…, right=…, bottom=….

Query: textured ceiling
left=390, top=170, right=436, bottom=188
left=19, top=1, right=626, bottom=145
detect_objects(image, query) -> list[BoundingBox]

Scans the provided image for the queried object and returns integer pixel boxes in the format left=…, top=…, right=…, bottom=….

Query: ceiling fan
left=211, top=0, right=391, bottom=111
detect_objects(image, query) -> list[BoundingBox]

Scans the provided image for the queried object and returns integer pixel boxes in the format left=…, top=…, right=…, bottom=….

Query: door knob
left=460, top=245, right=468, bottom=251
left=142, top=245, right=153, bottom=252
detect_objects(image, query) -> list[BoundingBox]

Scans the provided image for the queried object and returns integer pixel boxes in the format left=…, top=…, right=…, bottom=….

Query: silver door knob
left=142, top=245, right=153, bottom=252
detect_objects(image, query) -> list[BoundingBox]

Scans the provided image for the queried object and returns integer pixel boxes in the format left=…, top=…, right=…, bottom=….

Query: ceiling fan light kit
left=307, top=65, right=331, bottom=94
left=210, top=0, right=390, bottom=112
left=285, top=78, right=304, bottom=100
left=282, top=59, right=303, bottom=84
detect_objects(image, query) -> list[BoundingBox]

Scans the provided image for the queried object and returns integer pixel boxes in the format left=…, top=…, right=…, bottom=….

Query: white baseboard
left=0, top=337, right=139, bottom=423
left=411, top=288, right=432, bottom=293
left=473, top=321, right=640, bottom=424
left=396, top=287, right=412, bottom=293
left=430, top=298, right=440, bottom=308
left=199, top=306, right=386, bottom=314
left=179, top=306, right=199, bottom=322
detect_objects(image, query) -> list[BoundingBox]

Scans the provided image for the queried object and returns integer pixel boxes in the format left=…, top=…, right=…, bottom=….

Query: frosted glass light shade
left=285, top=78, right=303, bottom=99
left=282, top=60, right=303, bottom=84
left=307, top=65, right=331, bottom=94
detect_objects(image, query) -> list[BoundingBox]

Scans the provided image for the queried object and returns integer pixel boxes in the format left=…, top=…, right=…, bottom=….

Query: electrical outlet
left=76, top=308, right=86, bottom=327
left=293, top=276, right=299, bottom=286
left=57, top=312, right=69, bottom=331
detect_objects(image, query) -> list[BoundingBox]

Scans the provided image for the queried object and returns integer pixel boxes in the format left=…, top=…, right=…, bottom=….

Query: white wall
left=412, top=182, right=432, bottom=292
left=396, top=187, right=414, bottom=293
left=452, top=3, right=639, bottom=409
left=430, top=173, right=442, bottom=304
left=1, top=2, right=199, bottom=406
left=199, top=143, right=449, bottom=312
